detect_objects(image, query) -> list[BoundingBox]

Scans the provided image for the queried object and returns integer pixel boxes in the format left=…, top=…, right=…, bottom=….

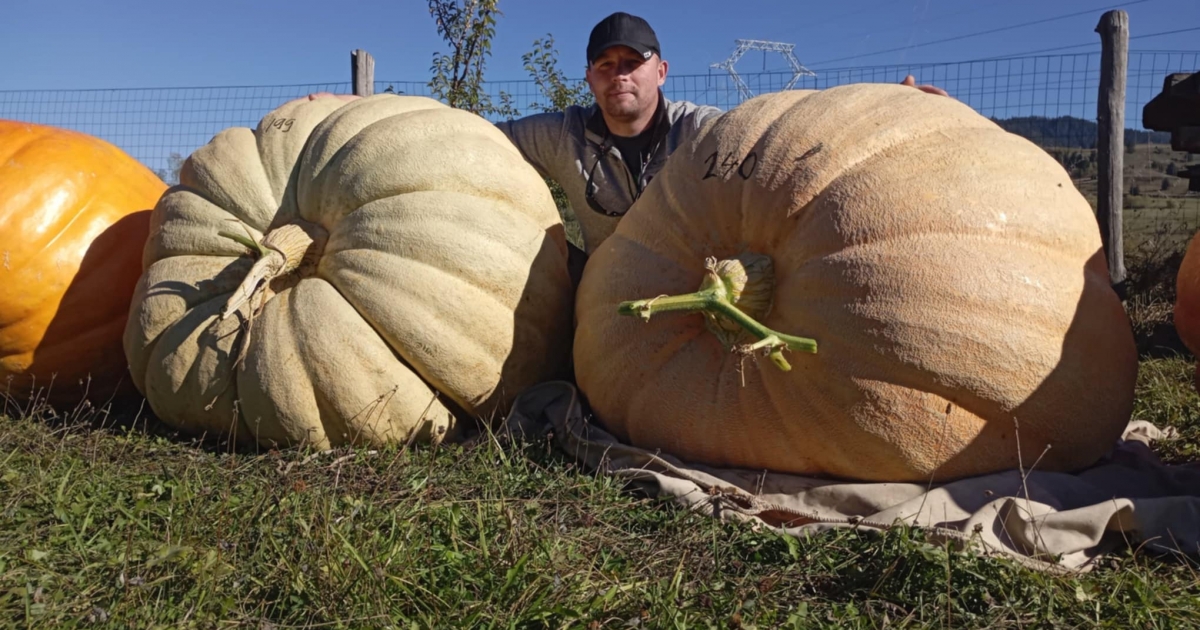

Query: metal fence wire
left=2, top=51, right=1198, bottom=254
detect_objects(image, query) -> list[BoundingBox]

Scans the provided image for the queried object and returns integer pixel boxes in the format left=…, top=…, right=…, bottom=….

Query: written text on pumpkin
left=617, top=253, right=818, bottom=372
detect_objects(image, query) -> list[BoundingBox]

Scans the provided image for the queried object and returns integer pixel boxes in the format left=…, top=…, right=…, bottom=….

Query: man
left=496, top=12, right=948, bottom=281
left=495, top=11, right=719, bottom=278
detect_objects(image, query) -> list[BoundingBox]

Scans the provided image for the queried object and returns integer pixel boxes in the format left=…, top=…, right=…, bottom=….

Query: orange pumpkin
left=0, top=120, right=165, bottom=408
left=1174, top=229, right=1200, bottom=391
left=574, top=86, right=1137, bottom=482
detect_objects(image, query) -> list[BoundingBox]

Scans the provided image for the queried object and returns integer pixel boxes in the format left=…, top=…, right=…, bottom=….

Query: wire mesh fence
left=0, top=82, right=352, bottom=181
left=2, top=50, right=1198, bottom=257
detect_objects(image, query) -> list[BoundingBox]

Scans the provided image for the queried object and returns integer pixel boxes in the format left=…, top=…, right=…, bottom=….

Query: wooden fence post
left=352, top=49, right=375, bottom=97
left=1095, top=10, right=1128, bottom=288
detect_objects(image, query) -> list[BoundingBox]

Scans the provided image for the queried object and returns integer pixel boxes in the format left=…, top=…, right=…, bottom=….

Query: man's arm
left=494, top=111, right=570, bottom=181
left=691, top=103, right=724, bottom=128
left=664, top=99, right=724, bottom=136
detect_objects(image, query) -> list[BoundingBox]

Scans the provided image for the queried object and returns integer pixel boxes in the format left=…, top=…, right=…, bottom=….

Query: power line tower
left=711, top=40, right=816, bottom=102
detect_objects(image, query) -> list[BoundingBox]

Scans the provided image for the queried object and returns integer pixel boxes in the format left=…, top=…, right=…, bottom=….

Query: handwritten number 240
left=702, top=151, right=757, bottom=180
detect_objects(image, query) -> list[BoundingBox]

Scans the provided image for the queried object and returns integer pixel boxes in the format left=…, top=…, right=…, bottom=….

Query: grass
left=3, top=353, right=1200, bottom=629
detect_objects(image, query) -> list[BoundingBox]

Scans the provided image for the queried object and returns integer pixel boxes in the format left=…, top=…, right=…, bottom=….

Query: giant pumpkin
left=574, top=85, right=1138, bottom=482
left=0, top=120, right=165, bottom=407
left=122, top=93, right=574, bottom=448
left=1173, top=229, right=1200, bottom=391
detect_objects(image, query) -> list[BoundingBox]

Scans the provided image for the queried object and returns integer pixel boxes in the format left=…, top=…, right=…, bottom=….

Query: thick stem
left=221, top=251, right=285, bottom=320
left=618, top=284, right=817, bottom=372
left=217, top=222, right=322, bottom=320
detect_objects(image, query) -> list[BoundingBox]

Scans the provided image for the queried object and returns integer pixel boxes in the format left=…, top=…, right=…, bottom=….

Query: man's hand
left=901, top=75, right=950, bottom=97
left=298, top=92, right=361, bottom=103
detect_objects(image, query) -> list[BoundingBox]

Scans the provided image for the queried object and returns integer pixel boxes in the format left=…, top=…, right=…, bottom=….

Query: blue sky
left=1, top=0, right=1196, bottom=175
left=3, top=0, right=1197, bottom=90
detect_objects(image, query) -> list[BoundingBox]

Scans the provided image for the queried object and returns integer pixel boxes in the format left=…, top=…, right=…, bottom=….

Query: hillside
left=992, top=115, right=1172, bottom=148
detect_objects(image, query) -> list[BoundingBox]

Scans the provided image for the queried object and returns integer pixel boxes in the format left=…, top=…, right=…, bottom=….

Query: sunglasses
left=584, top=143, right=641, bottom=218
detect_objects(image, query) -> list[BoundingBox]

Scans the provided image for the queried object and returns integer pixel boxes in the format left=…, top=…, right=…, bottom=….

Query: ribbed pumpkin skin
left=0, top=120, right=165, bottom=406
left=123, top=94, right=574, bottom=448
left=1173, top=230, right=1200, bottom=391
left=574, top=85, right=1138, bottom=482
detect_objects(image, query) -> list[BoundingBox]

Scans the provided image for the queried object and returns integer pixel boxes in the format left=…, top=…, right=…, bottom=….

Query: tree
left=520, top=35, right=594, bottom=247
left=427, top=0, right=516, bottom=118
left=522, top=35, right=592, bottom=113
left=1056, top=150, right=1091, bottom=178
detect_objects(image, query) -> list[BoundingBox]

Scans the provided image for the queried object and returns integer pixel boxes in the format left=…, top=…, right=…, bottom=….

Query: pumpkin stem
left=221, top=250, right=286, bottom=320
left=617, top=254, right=817, bottom=372
left=218, top=221, right=327, bottom=321
left=214, top=220, right=328, bottom=371
left=740, top=335, right=797, bottom=371
left=218, top=226, right=270, bottom=259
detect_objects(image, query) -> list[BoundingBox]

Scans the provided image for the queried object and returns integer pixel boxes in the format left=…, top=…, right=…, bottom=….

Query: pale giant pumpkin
left=0, top=120, right=165, bottom=407
left=574, top=85, right=1138, bottom=482
left=123, top=93, right=574, bottom=448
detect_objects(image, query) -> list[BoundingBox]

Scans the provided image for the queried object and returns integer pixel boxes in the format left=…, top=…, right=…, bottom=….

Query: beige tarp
left=504, top=381, right=1200, bottom=573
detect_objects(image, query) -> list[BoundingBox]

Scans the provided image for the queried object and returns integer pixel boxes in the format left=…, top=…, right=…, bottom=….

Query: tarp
left=504, top=381, right=1200, bottom=573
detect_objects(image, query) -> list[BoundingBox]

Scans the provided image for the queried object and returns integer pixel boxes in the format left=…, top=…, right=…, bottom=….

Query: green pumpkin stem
left=617, top=256, right=817, bottom=372
left=217, top=230, right=270, bottom=258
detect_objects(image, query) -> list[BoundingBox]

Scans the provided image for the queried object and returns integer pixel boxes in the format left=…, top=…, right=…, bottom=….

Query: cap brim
left=590, top=41, right=656, bottom=62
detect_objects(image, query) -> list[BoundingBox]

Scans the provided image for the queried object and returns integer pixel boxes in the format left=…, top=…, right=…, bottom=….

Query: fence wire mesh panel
left=1, top=51, right=1197, bottom=256
left=0, top=82, right=351, bottom=184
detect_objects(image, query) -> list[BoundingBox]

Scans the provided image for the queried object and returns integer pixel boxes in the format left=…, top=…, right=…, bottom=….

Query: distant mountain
left=990, top=116, right=1172, bottom=149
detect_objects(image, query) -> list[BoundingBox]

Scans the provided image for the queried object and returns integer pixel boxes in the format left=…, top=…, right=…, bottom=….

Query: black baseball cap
left=587, top=12, right=661, bottom=64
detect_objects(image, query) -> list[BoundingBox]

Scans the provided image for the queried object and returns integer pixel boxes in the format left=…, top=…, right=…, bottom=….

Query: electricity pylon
left=711, top=39, right=817, bottom=102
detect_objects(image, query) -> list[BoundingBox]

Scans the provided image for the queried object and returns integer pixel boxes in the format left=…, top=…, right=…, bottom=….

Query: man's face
left=585, top=46, right=668, bottom=123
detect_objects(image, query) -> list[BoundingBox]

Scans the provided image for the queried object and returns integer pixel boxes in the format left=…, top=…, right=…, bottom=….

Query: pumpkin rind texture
left=1174, top=229, right=1200, bottom=392
left=123, top=93, right=575, bottom=448
left=574, top=85, right=1139, bottom=482
left=0, top=120, right=165, bottom=407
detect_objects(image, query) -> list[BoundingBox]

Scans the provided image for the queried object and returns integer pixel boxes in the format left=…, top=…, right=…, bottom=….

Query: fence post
left=352, top=49, right=375, bottom=97
left=1095, top=10, right=1128, bottom=288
